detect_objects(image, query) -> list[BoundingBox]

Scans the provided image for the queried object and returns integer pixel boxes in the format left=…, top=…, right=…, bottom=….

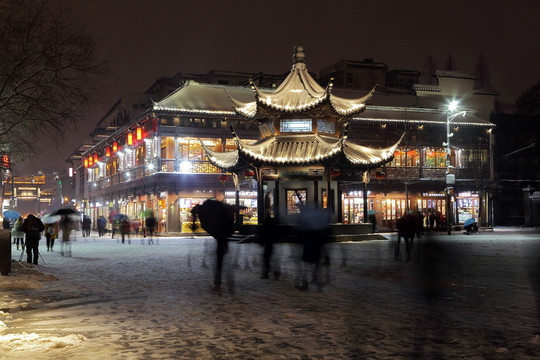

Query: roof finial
left=293, top=46, right=305, bottom=64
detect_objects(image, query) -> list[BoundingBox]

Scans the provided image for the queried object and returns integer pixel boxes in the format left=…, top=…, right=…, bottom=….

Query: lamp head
left=448, top=100, right=459, bottom=112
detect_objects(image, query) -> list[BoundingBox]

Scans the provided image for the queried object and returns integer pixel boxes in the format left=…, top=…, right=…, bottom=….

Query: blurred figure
left=120, top=219, right=131, bottom=244
left=60, top=215, right=75, bottom=257
left=191, top=199, right=235, bottom=293
left=11, top=216, right=24, bottom=250
left=112, top=219, right=119, bottom=240
left=131, top=218, right=141, bottom=237
left=82, top=215, right=91, bottom=237
left=415, top=211, right=424, bottom=238
left=369, top=213, right=377, bottom=233
left=145, top=212, right=156, bottom=245
left=295, top=205, right=330, bottom=292
left=21, top=213, right=44, bottom=265
left=44, top=222, right=58, bottom=251
left=395, top=213, right=415, bottom=261
left=259, top=215, right=280, bottom=280
left=97, top=215, right=106, bottom=237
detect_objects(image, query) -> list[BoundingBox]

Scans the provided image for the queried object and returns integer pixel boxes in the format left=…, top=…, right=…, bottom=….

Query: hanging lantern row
left=84, top=124, right=148, bottom=168
left=242, top=169, right=254, bottom=177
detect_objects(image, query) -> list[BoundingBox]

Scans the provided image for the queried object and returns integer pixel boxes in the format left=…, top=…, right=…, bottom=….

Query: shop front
left=455, top=191, right=479, bottom=224
left=341, top=190, right=375, bottom=224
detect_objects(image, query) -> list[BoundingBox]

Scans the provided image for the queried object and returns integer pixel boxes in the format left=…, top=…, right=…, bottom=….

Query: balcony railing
left=90, top=160, right=222, bottom=189
left=383, top=166, right=490, bottom=180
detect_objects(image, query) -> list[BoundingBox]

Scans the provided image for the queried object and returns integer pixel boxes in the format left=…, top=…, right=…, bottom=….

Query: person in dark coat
left=120, top=219, right=131, bottom=244
left=395, top=213, right=416, bottom=261
left=145, top=213, right=156, bottom=245
left=82, top=215, right=91, bottom=237
left=97, top=216, right=106, bottom=237
left=21, top=214, right=44, bottom=265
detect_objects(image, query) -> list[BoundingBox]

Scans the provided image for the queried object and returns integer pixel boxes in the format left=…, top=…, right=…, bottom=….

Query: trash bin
left=0, top=229, right=11, bottom=275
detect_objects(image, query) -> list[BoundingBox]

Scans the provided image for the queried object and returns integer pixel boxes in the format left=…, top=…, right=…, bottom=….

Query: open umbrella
left=367, top=209, right=379, bottom=215
left=191, top=200, right=235, bottom=239
left=51, top=208, right=78, bottom=216
left=112, top=213, right=129, bottom=221
left=41, top=213, right=61, bottom=224
left=3, top=209, right=20, bottom=221
left=463, top=218, right=476, bottom=227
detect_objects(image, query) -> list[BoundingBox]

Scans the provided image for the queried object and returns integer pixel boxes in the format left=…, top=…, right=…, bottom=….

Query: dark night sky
left=19, top=0, right=540, bottom=174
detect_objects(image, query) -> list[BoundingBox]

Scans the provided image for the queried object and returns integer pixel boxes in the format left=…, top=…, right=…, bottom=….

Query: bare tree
left=0, top=0, right=107, bottom=165
left=474, top=54, right=492, bottom=90
left=421, top=55, right=437, bottom=85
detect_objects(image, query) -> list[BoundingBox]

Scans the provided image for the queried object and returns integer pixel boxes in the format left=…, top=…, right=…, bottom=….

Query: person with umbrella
left=21, top=213, right=45, bottom=265
left=463, top=218, right=478, bottom=235
left=191, top=199, right=235, bottom=293
left=52, top=208, right=78, bottom=257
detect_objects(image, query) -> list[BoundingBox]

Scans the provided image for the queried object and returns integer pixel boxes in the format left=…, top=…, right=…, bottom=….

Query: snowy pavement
left=1, top=230, right=540, bottom=359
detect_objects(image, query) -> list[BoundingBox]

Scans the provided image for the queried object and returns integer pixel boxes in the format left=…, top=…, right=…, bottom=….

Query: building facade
left=71, top=49, right=497, bottom=234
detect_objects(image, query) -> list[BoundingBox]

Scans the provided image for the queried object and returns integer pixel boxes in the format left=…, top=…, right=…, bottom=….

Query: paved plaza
left=1, top=228, right=540, bottom=359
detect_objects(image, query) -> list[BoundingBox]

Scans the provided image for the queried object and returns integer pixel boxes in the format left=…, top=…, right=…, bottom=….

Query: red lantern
left=88, top=156, right=93, bottom=166
left=152, top=118, right=158, bottom=132
left=329, top=169, right=341, bottom=177
left=84, top=158, right=88, bottom=168
left=113, top=141, right=118, bottom=152
left=218, top=174, right=228, bottom=183
left=243, top=169, right=254, bottom=177
left=106, top=146, right=111, bottom=157
left=94, top=153, right=98, bottom=163
left=136, top=126, right=142, bottom=141
left=375, top=171, right=386, bottom=179
left=127, top=132, right=133, bottom=146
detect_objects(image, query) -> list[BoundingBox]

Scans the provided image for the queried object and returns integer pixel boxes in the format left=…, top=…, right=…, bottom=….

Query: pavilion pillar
left=255, top=167, right=264, bottom=225
left=363, top=171, right=369, bottom=223
left=232, top=173, right=240, bottom=230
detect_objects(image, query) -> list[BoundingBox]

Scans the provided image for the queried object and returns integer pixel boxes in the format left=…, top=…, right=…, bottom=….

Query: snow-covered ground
left=1, top=230, right=540, bottom=359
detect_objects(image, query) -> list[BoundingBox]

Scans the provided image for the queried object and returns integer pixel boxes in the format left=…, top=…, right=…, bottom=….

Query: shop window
left=286, top=189, right=306, bottom=215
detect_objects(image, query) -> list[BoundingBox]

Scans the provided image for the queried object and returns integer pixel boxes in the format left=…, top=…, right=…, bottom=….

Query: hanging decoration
left=113, top=141, right=118, bottom=152
left=106, top=146, right=111, bottom=157
left=94, top=153, right=98, bottom=163
left=329, top=168, right=341, bottom=177
left=88, top=156, right=93, bottom=166
left=218, top=174, right=229, bottom=184
left=127, top=132, right=133, bottom=146
left=375, top=170, right=386, bottom=179
left=242, top=169, right=254, bottom=177
left=84, top=158, right=89, bottom=168
left=136, top=126, right=142, bottom=141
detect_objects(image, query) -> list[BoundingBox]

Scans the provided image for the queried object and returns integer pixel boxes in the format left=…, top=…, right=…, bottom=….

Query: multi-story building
left=71, top=48, right=497, bottom=234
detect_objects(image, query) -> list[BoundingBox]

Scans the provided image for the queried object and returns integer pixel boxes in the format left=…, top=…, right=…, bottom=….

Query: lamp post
left=443, top=101, right=466, bottom=235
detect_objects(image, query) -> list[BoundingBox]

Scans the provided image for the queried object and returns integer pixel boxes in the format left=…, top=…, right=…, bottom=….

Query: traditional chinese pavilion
left=202, top=46, right=403, bottom=228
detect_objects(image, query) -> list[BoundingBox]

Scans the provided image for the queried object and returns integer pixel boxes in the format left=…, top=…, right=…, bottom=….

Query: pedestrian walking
left=259, top=215, right=280, bottom=280
left=82, top=215, right=91, bottom=237
left=120, top=219, right=131, bottom=244
left=21, top=214, right=44, bottom=265
left=11, top=216, right=25, bottom=250
left=191, top=199, right=235, bottom=293
left=60, top=216, right=75, bottom=257
left=45, top=222, right=58, bottom=251
left=145, top=212, right=156, bottom=245
left=97, top=216, right=106, bottom=237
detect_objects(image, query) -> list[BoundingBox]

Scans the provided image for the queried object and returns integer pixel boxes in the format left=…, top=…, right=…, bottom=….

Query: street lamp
left=443, top=101, right=466, bottom=235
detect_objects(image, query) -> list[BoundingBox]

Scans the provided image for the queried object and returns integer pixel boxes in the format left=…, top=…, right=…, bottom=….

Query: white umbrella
left=41, top=213, right=61, bottom=224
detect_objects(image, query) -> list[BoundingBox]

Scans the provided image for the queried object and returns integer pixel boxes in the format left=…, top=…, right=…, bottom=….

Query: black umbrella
left=51, top=208, right=79, bottom=216
left=191, top=199, right=235, bottom=239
